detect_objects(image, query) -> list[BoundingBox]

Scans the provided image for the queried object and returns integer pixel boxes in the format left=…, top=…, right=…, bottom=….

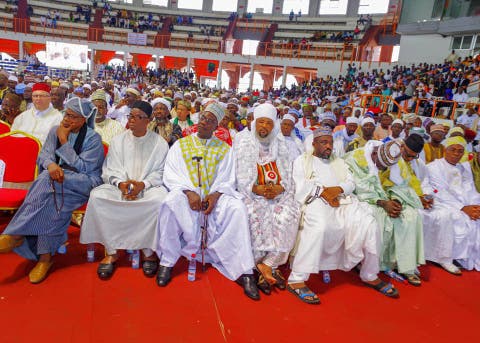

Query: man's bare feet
left=257, top=263, right=276, bottom=285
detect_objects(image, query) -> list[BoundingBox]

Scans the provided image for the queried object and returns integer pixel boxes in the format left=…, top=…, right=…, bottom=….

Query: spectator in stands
left=453, top=87, right=469, bottom=106
left=107, top=86, right=141, bottom=127
left=446, top=50, right=459, bottom=63
left=0, top=97, right=104, bottom=284
left=289, top=10, right=294, bottom=21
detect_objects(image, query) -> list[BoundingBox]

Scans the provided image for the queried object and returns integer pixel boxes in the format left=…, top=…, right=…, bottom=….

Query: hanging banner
left=127, top=32, right=147, bottom=46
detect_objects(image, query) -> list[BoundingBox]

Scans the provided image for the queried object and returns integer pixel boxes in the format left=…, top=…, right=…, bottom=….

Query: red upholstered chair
left=72, top=141, right=109, bottom=216
left=0, top=131, right=42, bottom=210
left=0, top=120, right=10, bottom=135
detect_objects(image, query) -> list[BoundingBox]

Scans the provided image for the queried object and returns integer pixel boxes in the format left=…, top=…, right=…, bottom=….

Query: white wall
left=398, top=34, right=453, bottom=64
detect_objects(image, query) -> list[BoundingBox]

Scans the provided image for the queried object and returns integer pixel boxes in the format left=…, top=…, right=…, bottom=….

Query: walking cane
left=192, top=156, right=208, bottom=272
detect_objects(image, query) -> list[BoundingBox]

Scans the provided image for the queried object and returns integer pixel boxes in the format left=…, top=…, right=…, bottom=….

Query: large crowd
left=0, top=52, right=479, bottom=303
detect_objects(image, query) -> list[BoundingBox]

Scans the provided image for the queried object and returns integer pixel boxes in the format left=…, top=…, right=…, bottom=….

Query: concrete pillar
left=281, top=65, right=287, bottom=88
left=169, top=0, right=178, bottom=10
left=132, top=0, right=143, bottom=7
left=248, top=63, right=254, bottom=90
left=18, top=40, right=24, bottom=60
left=217, top=59, right=223, bottom=89
left=89, top=48, right=95, bottom=75
left=123, top=51, right=128, bottom=67
left=155, top=55, right=160, bottom=69
left=272, top=0, right=282, bottom=16
left=346, top=0, right=360, bottom=17
left=186, top=57, right=192, bottom=74
left=237, top=0, right=247, bottom=17
left=308, top=0, right=320, bottom=16
left=203, top=0, right=213, bottom=12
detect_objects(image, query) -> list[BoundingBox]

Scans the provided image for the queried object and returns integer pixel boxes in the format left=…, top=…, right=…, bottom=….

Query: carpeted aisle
left=0, top=224, right=479, bottom=343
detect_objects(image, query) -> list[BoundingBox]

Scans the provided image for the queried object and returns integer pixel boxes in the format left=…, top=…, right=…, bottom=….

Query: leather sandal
left=156, top=265, right=172, bottom=287
left=287, top=284, right=320, bottom=305
left=97, top=262, right=116, bottom=280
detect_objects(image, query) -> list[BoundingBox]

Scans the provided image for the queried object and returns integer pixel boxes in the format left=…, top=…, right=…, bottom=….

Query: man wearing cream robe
left=81, top=101, right=168, bottom=279
left=425, top=136, right=480, bottom=273
left=288, top=127, right=397, bottom=305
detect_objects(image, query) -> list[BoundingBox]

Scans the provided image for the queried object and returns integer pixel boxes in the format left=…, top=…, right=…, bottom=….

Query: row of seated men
left=0, top=83, right=479, bottom=305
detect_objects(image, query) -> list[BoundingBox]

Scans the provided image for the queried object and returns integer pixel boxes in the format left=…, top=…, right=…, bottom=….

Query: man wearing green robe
left=344, top=139, right=425, bottom=286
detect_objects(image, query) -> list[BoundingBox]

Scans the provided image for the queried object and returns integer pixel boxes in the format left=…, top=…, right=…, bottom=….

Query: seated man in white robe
left=155, top=103, right=259, bottom=300
left=279, top=113, right=304, bottom=161
left=288, top=127, right=398, bottom=305
left=234, top=103, right=300, bottom=296
left=106, top=87, right=141, bottom=127
left=81, top=101, right=169, bottom=280
left=11, top=82, right=63, bottom=144
left=332, top=116, right=359, bottom=158
left=424, top=136, right=480, bottom=273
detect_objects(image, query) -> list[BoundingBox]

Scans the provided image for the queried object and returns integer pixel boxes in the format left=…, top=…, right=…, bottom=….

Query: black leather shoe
left=236, top=274, right=260, bottom=300
left=142, top=260, right=158, bottom=278
left=156, top=265, right=172, bottom=287
left=257, top=274, right=271, bottom=295
left=97, top=262, right=116, bottom=280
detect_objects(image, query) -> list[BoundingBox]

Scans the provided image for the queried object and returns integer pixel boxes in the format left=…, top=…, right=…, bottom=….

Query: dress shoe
left=0, top=235, right=24, bottom=253
left=273, top=269, right=286, bottom=290
left=236, top=274, right=260, bottom=300
left=97, top=262, right=116, bottom=280
left=29, top=261, right=53, bottom=284
left=142, top=260, right=159, bottom=278
left=257, top=274, right=271, bottom=295
left=156, top=265, right=172, bottom=287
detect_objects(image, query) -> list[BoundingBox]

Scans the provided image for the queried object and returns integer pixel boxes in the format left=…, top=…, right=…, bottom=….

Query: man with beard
left=234, top=103, right=300, bottom=296
left=346, top=117, right=375, bottom=152
left=288, top=127, right=397, bottom=305
left=107, top=86, right=140, bottom=127
left=280, top=113, right=305, bottom=160
left=148, top=97, right=182, bottom=147
left=0, top=93, right=22, bottom=125
left=155, top=102, right=259, bottom=300
left=50, top=87, right=66, bottom=114
left=333, top=116, right=359, bottom=158
left=91, top=90, right=124, bottom=144
left=81, top=101, right=168, bottom=280
left=20, top=83, right=34, bottom=112
left=382, top=119, right=404, bottom=143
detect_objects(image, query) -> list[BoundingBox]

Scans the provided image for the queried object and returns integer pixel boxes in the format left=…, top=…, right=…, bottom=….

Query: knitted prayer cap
left=282, top=114, right=297, bottom=123
left=313, top=126, right=333, bottom=138
left=91, top=89, right=107, bottom=103
left=361, top=117, right=375, bottom=127
left=429, top=124, right=444, bottom=133
left=377, top=140, right=402, bottom=168
left=204, top=102, right=225, bottom=123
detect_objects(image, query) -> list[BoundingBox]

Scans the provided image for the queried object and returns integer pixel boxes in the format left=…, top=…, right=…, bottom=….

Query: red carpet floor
left=0, top=222, right=479, bottom=343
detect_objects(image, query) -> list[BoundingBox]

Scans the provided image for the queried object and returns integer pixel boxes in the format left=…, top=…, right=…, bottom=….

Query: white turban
left=282, top=114, right=296, bottom=124
left=361, top=117, right=375, bottom=126
left=253, top=103, right=277, bottom=121
left=151, top=97, right=172, bottom=111
left=392, top=119, right=404, bottom=127
left=346, top=117, right=359, bottom=125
